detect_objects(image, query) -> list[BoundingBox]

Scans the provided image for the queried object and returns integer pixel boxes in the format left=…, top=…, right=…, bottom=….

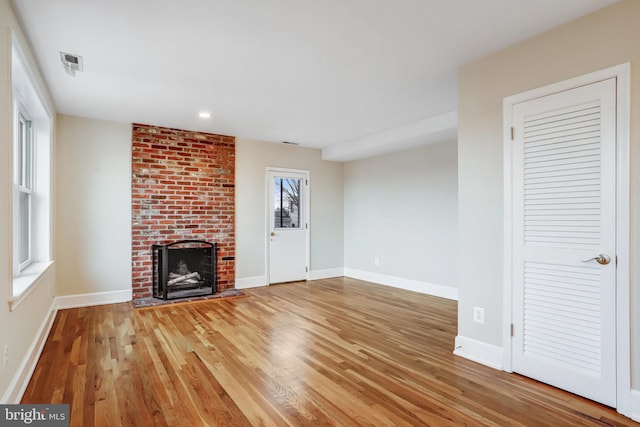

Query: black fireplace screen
left=152, top=240, right=217, bottom=300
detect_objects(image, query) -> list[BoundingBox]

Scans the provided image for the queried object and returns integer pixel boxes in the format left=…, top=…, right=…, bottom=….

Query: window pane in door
left=274, top=177, right=301, bottom=229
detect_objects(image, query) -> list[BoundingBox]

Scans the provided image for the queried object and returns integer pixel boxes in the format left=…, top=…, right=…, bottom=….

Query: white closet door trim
left=502, top=63, right=630, bottom=415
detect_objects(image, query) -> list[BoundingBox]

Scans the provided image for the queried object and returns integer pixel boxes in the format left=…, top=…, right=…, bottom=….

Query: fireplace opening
left=152, top=240, right=217, bottom=300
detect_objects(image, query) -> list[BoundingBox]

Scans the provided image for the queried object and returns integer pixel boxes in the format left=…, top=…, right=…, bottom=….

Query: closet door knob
left=581, top=254, right=611, bottom=265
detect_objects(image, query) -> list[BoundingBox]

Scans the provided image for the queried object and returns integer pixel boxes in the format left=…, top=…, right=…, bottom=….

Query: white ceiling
left=11, top=0, right=618, bottom=161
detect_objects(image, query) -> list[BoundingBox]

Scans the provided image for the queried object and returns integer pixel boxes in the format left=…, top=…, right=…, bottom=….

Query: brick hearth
left=131, top=123, right=235, bottom=301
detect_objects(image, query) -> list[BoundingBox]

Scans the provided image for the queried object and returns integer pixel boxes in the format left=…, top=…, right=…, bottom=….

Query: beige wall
left=0, top=0, right=57, bottom=402
left=56, top=115, right=132, bottom=296
left=458, top=0, right=640, bottom=387
left=55, top=119, right=344, bottom=294
left=344, top=141, right=458, bottom=290
left=235, top=138, right=344, bottom=282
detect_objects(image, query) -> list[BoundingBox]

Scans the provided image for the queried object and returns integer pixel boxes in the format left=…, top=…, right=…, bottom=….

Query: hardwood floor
left=23, top=277, right=636, bottom=426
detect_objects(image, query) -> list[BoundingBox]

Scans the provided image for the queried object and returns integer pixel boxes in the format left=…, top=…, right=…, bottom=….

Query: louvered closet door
left=511, top=78, right=617, bottom=407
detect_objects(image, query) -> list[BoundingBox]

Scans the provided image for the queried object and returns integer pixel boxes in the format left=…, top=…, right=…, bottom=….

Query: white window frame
left=10, top=36, right=54, bottom=310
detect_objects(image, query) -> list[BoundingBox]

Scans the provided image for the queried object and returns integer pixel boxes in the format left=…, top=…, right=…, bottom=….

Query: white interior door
left=268, top=169, right=308, bottom=284
left=510, top=78, right=617, bottom=406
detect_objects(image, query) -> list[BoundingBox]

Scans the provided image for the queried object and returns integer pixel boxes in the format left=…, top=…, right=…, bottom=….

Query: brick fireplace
left=131, top=123, right=235, bottom=302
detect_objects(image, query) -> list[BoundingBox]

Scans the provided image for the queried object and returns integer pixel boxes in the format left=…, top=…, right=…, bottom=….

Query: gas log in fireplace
left=152, top=240, right=217, bottom=300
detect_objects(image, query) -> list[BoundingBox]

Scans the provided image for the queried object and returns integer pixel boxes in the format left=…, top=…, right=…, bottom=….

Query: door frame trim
left=265, top=167, right=310, bottom=285
left=502, top=63, right=630, bottom=414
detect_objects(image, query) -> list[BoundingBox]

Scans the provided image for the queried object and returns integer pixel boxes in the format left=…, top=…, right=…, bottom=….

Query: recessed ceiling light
left=198, top=112, right=211, bottom=119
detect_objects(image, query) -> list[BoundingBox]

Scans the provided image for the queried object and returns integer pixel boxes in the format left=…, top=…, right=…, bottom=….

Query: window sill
left=10, top=261, right=54, bottom=311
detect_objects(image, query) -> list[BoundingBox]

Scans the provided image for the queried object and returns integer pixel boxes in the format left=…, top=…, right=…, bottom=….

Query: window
left=11, top=39, right=53, bottom=304
left=273, top=177, right=302, bottom=229
left=17, top=111, right=34, bottom=270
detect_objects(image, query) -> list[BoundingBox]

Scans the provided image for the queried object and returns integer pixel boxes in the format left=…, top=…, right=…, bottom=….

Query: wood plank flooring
left=22, top=277, right=636, bottom=426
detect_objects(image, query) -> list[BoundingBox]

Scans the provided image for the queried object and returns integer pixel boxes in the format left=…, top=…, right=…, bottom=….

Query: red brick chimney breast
left=131, top=123, right=235, bottom=301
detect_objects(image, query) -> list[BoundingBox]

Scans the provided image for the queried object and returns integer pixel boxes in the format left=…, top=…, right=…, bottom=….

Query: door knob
left=270, top=231, right=276, bottom=237
left=581, top=254, right=611, bottom=265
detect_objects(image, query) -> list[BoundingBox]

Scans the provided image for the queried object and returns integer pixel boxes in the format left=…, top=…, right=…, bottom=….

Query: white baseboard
left=308, top=268, right=345, bottom=281
left=2, top=288, right=132, bottom=403
left=453, top=335, right=503, bottom=370
left=1, top=303, right=57, bottom=404
left=235, top=276, right=267, bottom=289
left=344, top=268, right=458, bottom=301
left=54, top=289, right=132, bottom=310
left=235, top=269, right=344, bottom=288
left=630, top=389, right=640, bottom=422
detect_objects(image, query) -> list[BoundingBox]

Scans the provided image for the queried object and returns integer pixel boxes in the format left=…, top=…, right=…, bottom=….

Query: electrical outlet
left=473, top=307, right=485, bottom=324
left=374, top=257, right=380, bottom=266
left=3, top=344, right=8, bottom=368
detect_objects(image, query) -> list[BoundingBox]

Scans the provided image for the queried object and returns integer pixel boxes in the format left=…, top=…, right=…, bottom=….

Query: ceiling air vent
left=59, top=52, right=84, bottom=77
